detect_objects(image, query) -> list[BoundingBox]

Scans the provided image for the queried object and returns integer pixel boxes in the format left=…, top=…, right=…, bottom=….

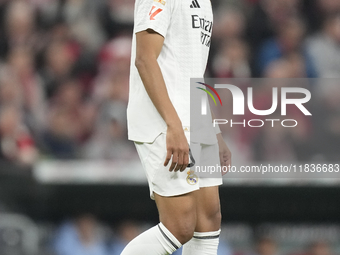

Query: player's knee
left=206, top=206, right=222, bottom=226
left=161, top=216, right=195, bottom=244
left=175, top=223, right=195, bottom=244
left=214, top=209, right=222, bottom=225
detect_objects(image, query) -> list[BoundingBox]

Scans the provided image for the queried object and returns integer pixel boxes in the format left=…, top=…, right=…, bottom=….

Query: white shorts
left=135, top=133, right=223, bottom=200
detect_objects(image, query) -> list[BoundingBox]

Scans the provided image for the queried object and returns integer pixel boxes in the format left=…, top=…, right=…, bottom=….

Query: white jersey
left=127, top=0, right=216, bottom=144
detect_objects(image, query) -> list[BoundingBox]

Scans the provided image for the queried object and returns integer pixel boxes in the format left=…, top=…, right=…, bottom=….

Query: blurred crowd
left=0, top=0, right=340, bottom=165
left=0, top=0, right=136, bottom=165
left=1, top=213, right=339, bottom=255
left=50, top=216, right=340, bottom=255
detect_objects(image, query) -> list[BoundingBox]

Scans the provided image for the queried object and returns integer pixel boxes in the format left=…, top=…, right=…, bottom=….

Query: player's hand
left=164, top=124, right=189, bottom=172
left=217, top=133, right=231, bottom=175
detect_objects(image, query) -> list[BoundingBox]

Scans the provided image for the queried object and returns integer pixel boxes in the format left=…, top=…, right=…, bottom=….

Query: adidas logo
left=190, top=0, right=200, bottom=8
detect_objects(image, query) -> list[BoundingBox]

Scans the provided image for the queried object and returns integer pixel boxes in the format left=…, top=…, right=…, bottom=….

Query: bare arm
left=135, top=29, right=189, bottom=172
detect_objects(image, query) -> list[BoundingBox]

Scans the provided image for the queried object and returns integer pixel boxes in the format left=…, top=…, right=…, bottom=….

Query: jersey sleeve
left=134, top=0, right=173, bottom=38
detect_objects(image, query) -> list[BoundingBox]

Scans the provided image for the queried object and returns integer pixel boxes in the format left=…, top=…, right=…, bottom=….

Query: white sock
left=182, top=230, right=221, bottom=255
left=120, top=223, right=182, bottom=255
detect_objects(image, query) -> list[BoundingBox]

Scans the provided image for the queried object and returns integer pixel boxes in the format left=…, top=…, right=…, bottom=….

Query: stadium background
left=0, top=0, right=340, bottom=254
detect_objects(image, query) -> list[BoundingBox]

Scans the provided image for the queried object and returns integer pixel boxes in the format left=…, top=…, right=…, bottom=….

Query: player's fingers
left=164, top=148, right=172, bottom=167
left=227, top=159, right=231, bottom=167
left=223, top=159, right=231, bottom=175
left=220, top=159, right=226, bottom=167
left=223, top=151, right=231, bottom=164
left=169, top=152, right=178, bottom=172
left=181, top=152, right=189, bottom=172
left=226, top=150, right=232, bottom=161
left=220, top=151, right=230, bottom=175
left=220, top=152, right=225, bottom=165
left=170, top=162, right=177, bottom=172
left=221, top=160, right=226, bottom=173
left=175, top=151, right=184, bottom=172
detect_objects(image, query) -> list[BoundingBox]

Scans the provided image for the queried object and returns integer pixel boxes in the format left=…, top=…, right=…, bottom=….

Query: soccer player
left=123, top=0, right=231, bottom=254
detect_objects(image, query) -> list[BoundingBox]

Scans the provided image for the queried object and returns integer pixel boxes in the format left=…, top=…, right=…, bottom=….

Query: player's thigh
left=154, top=192, right=197, bottom=244
left=194, top=186, right=221, bottom=232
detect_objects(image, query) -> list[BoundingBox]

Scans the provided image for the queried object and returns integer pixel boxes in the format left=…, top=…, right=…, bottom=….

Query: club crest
left=186, top=170, right=198, bottom=185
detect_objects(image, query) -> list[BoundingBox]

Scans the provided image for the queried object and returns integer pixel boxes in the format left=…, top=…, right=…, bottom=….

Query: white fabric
left=134, top=132, right=222, bottom=200
left=214, top=124, right=221, bottom=134
left=182, top=230, right=221, bottom=255
left=120, top=223, right=182, bottom=255
left=127, top=0, right=216, bottom=144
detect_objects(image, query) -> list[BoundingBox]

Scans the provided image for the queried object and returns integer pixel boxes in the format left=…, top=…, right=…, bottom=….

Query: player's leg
left=154, top=192, right=197, bottom=244
left=182, top=141, right=222, bottom=255
left=182, top=186, right=222, bottom=255
left=120, top=192, right=197, bottom=255
left=195, top=186, right=221, bottom=232
left=121, top=133, right=198, bottom=255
